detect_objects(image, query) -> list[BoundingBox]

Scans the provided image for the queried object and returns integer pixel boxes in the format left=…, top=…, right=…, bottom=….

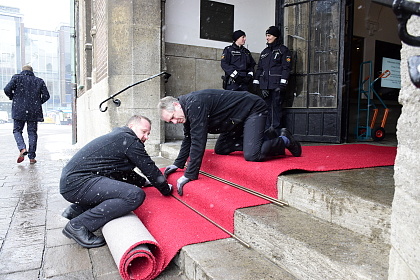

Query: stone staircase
left=158, top=141, right=393, bottom=280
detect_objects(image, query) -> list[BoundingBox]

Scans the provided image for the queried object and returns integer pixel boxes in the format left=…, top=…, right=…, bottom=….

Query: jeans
left=61, top=176, right=146, bottom=232
left=214, top=112, right=286, bottom=161
left=13, top=119, right=38, bottom=159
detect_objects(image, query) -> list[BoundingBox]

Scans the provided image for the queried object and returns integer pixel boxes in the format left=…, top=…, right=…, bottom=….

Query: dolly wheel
left=372, top=127, right=386, bottom=141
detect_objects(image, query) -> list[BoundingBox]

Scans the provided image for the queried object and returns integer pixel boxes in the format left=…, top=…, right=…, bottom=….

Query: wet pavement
left=0, top=123, right=182, bottom=280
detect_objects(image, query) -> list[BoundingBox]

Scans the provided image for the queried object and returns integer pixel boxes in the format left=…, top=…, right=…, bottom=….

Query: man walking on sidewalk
left=3, top=65, right=50, bottom=164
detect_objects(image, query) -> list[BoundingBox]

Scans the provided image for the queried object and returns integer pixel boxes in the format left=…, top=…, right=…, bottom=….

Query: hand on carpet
left=176, top=176, right=191, bottom=196
left=164, top=165, right=178, bottom=178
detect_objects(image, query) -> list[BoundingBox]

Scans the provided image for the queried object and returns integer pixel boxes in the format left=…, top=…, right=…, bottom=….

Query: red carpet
left=127, top=144, right=396, bottom=279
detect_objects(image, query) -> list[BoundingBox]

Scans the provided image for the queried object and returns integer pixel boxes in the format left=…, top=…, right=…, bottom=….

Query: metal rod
left=99, top=71, right=171, bottom=112
left=198, top=170, right=288, bottom=207
left=171, top=194, right=250, bottom=248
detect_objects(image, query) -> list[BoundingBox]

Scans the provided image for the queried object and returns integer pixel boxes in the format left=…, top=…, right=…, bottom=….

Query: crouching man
left=59, top=115, right=172, bottom=248
left=158, top=89, right=301, bottom=196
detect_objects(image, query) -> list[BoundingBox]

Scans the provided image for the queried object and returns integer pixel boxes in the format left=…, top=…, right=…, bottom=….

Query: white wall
left=165, top=0, right=275, bottom=53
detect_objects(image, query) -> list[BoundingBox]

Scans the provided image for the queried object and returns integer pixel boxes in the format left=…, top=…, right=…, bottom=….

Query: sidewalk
left=0, top=123, right=182, bottom=279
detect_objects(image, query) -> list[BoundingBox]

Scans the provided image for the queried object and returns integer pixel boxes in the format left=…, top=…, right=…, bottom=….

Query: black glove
left=279, top=83, right=287, bottom=91
left=164, top=165, right=178, bottom=178
left=242, top=75, right=252, bottom=85
left=234, top=75, right=243, bottom=85
left=261, top=90, right=270, bottom=98
left=176, top=175, right=191, bottom=196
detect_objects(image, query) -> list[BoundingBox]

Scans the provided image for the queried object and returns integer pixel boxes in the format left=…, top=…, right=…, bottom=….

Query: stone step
left=175, top=238, right=297, bottom=280
left=235, top=204, right=390, bottom=280
left=277, top=167, right=394, bottom=244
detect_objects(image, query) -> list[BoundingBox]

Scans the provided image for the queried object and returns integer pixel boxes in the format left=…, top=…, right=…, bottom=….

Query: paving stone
left=89, top=245, right=119, bottom=278
left=0, top=243, right=44, bottom=273
left=46, top=228, right=74, bottom=248
left=0, top=207, right=15, bottom=220
left=5, top=225, right=45, bottom=246
left=11, top=208, right=46, bottom=228
left=0, top=197, right=20, bottom=208
left=44, top=269, right=94, bottom=280
left=0, top=187, right=22, bottom=199
left=0, top=269, right=39, bottom=280
left=43, top=244, right=92, bottom=278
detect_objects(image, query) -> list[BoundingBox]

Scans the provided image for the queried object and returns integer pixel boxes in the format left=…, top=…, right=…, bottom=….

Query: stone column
left=388, top=16, right=420, bottom=279
left=107, top=0, right=165, bottom=156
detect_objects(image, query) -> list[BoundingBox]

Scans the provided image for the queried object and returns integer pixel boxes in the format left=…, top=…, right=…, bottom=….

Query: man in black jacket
left=4, top=65, right=50, bottom=164
left=60, top=115, right=173, bottom=248
left=253, top=26, right=292, bottom=137
left=158, top=89, right=301, bottom=196
left=221, top=30, right=256, bottom=91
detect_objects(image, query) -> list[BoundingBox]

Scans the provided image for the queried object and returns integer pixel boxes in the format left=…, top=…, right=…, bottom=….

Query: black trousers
left=61, top=176, right=146, bottom=232
left=214, top=111, right=285, bottom=161
left=264, top=89, right=285, bottom=136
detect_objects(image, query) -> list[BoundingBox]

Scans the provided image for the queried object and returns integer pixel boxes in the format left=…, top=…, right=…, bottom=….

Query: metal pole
left=198, top=170, right=288, bottom=207
left=171, top=194, right=250, bottom=248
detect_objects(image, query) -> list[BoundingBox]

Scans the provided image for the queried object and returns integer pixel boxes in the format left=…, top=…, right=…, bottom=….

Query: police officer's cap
left=232, top=30, right=246, bottom=42
left=266, top=26, right=280, bottom=38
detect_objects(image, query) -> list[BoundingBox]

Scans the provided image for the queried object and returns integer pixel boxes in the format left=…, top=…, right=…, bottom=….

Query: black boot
left=62, top=204, right=84, bottom=220
left=62, top=221, right=106, bottom=248
left=280, top=128, right=302, bottom=157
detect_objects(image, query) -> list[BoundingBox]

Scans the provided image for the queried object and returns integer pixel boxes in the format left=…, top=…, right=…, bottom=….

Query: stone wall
left=163, top=42, right=259, bottom=140
left=388, top=16, right=420, bottom=280
left=75, top=0, right=165, bottom=156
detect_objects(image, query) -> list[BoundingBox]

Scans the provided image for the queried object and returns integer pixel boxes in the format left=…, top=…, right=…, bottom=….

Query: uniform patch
left=286, top=56, right=291, bottom=63
left=221, top=55, right=225, bottom=59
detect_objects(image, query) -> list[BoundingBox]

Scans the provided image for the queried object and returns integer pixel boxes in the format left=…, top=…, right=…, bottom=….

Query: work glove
left=164, top=165, right=178, bottom=178
left=143, top=179, right=153, bottom=188
left=261, top=89, right=270, bottom=98
left=176, top=175, right=191, bottom=196
left=167, top=184, right=173, bottom=195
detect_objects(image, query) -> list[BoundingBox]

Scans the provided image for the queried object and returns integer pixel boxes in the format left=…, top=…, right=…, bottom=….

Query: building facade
left=72, top=0, right=418, bottom=278
left=0, top=5, right=72, bottom=119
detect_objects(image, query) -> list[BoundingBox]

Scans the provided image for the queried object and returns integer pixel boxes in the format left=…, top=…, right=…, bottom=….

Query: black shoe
left=62, top=222, right=106, bottom=249
left=62, top=204, right=84, bottom=220
left=280, top=128, right=302, bottom=157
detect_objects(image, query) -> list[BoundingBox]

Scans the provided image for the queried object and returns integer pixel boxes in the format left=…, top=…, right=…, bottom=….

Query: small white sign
left=381, top=57, right=401, bottom=89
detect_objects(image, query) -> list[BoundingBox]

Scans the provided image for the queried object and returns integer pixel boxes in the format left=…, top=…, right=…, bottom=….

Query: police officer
left=253, top=26, right=292, bottom=138
left=221, top=30, right=256, bottom=91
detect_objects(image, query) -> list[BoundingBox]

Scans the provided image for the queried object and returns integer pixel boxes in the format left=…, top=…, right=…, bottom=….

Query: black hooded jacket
left=173, top=89, right=267, bottom=180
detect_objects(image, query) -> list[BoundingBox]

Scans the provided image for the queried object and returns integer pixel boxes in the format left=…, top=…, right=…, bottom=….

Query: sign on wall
left=381, top=57, right=401, bottom=89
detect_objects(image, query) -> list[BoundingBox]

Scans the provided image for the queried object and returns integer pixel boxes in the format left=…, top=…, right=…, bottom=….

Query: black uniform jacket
left=60, top=126, right=171, bottom=195
left=255, top=40, right=292, bottom=90
left=3, top=70, right=50, bottom=121
left=173, top=89, right=266, bottom=180
left=221, top=43, right=256, bottom=78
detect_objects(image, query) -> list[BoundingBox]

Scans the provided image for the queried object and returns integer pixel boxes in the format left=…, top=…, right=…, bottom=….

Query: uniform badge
left=286, top=56, right=291, bottom=63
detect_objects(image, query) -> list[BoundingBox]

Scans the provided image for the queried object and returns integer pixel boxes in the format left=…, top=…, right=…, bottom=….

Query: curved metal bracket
left=99, top=71, right=171, bottom=112
left=393, top=0, right=420, bottom=46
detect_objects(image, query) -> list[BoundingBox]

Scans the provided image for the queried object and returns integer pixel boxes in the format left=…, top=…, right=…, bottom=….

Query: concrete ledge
left=235, top=204, right=390, bottom=280
left=278, top=167, right=394, bottom=244
left=179, top=238, right=296, bottom=280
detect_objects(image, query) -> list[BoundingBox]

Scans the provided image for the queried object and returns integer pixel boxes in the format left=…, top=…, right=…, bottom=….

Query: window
left=200, top=0, right=234, bottom=42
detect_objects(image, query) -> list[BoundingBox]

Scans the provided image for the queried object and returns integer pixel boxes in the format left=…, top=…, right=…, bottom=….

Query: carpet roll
left=102, top=212, right=164, bottom=280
